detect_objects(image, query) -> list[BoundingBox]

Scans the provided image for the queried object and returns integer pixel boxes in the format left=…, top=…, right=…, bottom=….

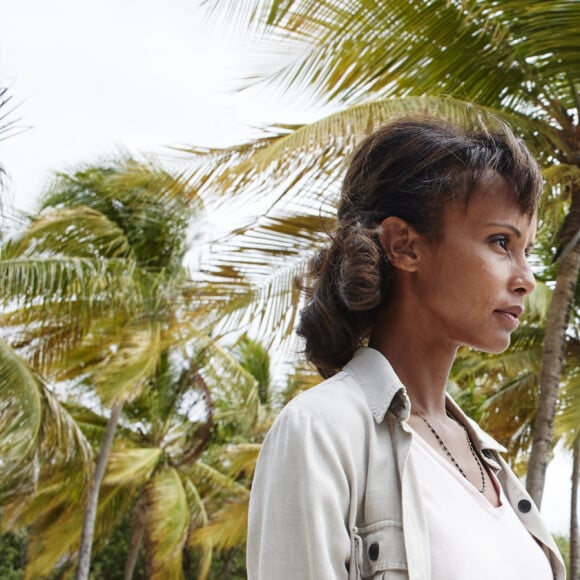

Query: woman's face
left=415, top=173, right=537, bottom=354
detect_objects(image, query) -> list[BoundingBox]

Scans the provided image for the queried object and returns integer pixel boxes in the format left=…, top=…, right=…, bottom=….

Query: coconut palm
left=191, top=0, right=580, bottom=507
left=3, top=335, right=259, bottom=579
left=0, top=157, right=258, bottom=578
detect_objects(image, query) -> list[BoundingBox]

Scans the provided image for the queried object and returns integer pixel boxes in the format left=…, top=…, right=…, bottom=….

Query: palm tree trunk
left=124, top=496, right=146, bottom=580
left=571, top=436, right=580, bottom=580
left=76, top=401, right=124, bottom=580
left=526, top=240, right=580, bottom=507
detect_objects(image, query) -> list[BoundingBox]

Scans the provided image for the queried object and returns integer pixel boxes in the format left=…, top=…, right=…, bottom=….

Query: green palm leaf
left=190, top=499, right=249, bottom=551
left=0, top=338, right=91, bottom=505
left=144, top=467, right=189, bottom=580
left=188, top=460, right=249, bottom=500
left=92, top=323, right=162, bottom=406
left=104, top=447, right=162, bottom=486
left=206, top=0, right=580, bottom=121
left=188, top=96, right=563, bottom=203
left=20, top=480, right=135, bottom=578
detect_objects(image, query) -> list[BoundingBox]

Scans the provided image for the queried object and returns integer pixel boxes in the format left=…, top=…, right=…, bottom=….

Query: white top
left=410, top=429, right=553, bottom=580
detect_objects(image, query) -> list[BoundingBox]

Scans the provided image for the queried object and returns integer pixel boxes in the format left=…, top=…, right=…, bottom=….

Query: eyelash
left=493, top=235, right=509, bottom=251
left=492, top=235, right=532, bottom=258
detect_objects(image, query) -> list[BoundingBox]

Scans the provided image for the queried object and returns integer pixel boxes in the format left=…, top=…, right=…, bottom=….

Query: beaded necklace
left=419, top=413, right=487, bottom=493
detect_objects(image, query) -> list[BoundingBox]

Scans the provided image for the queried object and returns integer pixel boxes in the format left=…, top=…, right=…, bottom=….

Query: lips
left=494, top=306, right=523, bottom=329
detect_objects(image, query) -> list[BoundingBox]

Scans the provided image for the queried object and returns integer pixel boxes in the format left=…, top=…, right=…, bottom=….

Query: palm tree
left=0, top=157, right=254, bottom=578
left=2, top=336, right=259, bottom=579
left=192, top=0, right=580, bottom=507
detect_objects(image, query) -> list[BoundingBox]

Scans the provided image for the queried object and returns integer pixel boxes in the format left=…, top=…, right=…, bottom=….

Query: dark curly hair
left=296, top=115, right=543, bottom=378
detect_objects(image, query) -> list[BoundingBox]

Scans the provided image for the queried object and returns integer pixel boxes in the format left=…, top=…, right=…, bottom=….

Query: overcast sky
left=0, top=0, right=320, bottom=214
left=0, top=0, right=576, bottom=536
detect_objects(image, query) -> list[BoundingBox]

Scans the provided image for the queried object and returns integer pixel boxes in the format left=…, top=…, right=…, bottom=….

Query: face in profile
left=414, top=172, right=537, bottom=354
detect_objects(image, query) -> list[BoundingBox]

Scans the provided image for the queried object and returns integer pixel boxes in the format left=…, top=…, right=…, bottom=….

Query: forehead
left=444, top=173, right=537, bottom=237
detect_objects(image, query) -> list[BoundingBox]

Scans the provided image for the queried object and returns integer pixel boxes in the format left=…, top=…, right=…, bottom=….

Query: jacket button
left=368, top=542, right=380, bottom=561
left=518, top=499, right=532, bottom=513
left=482, top=449, right=492, bottom=458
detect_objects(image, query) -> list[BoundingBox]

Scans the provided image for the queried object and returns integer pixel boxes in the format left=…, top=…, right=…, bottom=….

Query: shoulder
left=281, top=368, right=372, bottom=427
left=264, top=369, right=373, bottom=453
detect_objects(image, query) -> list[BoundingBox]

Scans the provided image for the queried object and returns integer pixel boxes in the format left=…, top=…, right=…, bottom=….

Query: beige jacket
left=247, top=347, right=565, bottom=579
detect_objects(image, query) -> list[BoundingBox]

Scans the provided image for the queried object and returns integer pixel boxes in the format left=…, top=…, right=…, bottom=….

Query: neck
left=370, top=297, right=457, bottom=418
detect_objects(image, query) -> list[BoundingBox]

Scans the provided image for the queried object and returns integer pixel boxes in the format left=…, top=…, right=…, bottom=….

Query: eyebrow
left=487, top=222, right=522, bottom=238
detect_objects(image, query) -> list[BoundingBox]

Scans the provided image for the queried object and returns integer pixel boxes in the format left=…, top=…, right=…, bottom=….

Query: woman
left=247, top=116, right=566, bottom=579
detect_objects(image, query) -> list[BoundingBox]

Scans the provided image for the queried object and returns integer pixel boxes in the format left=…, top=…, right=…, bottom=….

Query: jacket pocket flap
left=352, top=519, right=407, bottom=577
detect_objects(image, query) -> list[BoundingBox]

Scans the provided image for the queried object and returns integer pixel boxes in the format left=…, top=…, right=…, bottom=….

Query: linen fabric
left=246, top=347, right=565, bottom=580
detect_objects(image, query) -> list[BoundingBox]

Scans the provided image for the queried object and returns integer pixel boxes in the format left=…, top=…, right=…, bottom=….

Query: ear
left=377, top=217, right=423, bottom=272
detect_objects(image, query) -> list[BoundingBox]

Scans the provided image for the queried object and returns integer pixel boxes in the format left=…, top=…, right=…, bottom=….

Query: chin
left=468, top=335, right=512, bottom=355
left=485, top=343, right=511, bottom=355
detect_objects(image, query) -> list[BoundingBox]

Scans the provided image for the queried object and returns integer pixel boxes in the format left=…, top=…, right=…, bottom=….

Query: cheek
left=444, top=256, right=496, bottom=308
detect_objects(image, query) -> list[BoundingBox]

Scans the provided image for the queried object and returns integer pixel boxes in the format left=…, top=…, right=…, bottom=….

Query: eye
left=492, top=235, right=509, bottom=251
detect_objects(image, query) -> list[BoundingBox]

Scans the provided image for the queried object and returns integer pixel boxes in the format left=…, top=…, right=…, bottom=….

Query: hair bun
left=337, top=225, right=384, bottom=311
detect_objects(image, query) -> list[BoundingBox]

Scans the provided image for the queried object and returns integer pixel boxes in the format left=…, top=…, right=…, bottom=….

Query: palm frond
left=103, top=447, right=162, bottom=486
left=93, top=323, right=162, bottom=406
left=0, top=256, right=139, bottom=318
left=188, top=460, right=249, bottom=500
left=453, top=326, right=544, bottom=386
left=144, top=467, right=189, bottom=580
left=523, top=280, right=553, bottom=324
left=221, top=443, right=261, bottom=481
left=232, top=335, right=272, bottom=406
left=182, top=477, right=212, bottom=580
left=0, top=86, right=24, bottom=147
left=40, top=158, right=202, bottom=275
left=7, top=205, right=134, bottom=259
left=0, top=338, right=92, bottom=506
left=480, top=371, right=540, bottom=458
left=189, top=97, right=563, bottom=206
left=21, top=479, right=135, bottom=578
left=190, top=499, right=248, bottom=551
left=162, top=332, right=260, bottom=435
left=205, top=0, right=580, bottom=129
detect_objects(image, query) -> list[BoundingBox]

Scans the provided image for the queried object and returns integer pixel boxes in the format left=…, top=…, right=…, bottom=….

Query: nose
left=512, top=258, right=536, bottom=295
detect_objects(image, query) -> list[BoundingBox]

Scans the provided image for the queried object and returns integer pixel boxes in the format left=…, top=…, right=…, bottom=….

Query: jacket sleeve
left=246, top=404, right=352, bottom=579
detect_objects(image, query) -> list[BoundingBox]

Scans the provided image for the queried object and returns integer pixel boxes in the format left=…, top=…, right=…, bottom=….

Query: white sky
left=0, top=0, right=576, bottom=536
left=0, top=0, right=320, bottom=214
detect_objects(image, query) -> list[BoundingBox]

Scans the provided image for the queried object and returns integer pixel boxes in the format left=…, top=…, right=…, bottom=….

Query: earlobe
left=378, top=217, right=421, bottom=271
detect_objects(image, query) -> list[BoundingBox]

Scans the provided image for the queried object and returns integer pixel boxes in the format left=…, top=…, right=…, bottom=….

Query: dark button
left=518, top=499, right=532, bottom=513
left=482, top=449, right=492, bottom=459
left=368, top=542, right=380, bottom=561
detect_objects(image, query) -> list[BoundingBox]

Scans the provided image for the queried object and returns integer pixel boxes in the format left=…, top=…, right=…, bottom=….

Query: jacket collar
left=343, top=346, right=409, bottom=423
left=342, top=347, right=506, bottom=455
